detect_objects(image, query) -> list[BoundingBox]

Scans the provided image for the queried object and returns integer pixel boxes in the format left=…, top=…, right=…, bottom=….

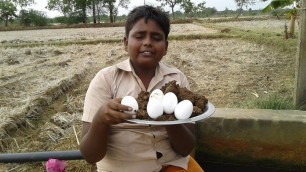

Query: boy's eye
left=134, top=34, right=144, bottom=39
left=152, top=35, right=163, bottom=41
left=132, top=33, right=164, bottom=41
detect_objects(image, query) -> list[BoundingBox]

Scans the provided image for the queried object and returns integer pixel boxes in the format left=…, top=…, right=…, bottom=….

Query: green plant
left=0, top=0, right=17, bottom=27
left=243, top=93, right=294, bottom=110
left=19, top=9, right=48, bottom=26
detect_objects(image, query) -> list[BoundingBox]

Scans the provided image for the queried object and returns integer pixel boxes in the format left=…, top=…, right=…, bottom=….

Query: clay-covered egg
left=174, top=100, right=193, bottom=120
left=147, top=101, right=163, bottom=119
left=149, top=89, right=164, bottom=103
left=162, top=92, right=178, bottom=114
left=121, top=96, right=138, bottom=115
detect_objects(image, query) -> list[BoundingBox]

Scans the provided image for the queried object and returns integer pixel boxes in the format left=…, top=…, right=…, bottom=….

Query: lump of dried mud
left=135, top=80, right=208, bottom=121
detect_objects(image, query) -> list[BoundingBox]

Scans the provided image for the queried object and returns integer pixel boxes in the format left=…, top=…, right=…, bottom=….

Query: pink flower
left=46, top=158, right=66, bottom=172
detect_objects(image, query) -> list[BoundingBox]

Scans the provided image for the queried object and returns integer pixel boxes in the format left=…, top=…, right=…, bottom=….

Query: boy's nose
left=143, top=36, right=152, bottom=46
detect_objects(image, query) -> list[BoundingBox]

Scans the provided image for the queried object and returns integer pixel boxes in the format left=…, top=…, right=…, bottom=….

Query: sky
left=28, top=0, right=272, bottom=18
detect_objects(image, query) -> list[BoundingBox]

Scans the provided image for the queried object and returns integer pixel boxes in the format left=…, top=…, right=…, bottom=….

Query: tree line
left=0, top=0, right=297, bottom=27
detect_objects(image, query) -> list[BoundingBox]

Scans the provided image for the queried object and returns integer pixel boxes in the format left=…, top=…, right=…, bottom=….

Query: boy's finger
left=119, top=110, right=136, bottom=119
left=111, top=98, right=133, bottom=112
left=113, top=108, right=136, bottom=119
left=113, top=98, right=122, bottom=103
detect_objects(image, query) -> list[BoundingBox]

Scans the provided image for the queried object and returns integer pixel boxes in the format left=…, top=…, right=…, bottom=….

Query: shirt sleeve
left=179, top=70, right=190, bottom=90
left=82, top=70, right=112, bottom=122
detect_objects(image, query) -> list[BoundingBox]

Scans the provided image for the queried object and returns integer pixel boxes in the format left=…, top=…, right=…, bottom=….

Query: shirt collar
left=116, top=59, right=132, bottom=72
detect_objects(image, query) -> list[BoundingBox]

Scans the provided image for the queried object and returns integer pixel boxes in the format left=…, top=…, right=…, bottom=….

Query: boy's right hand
left=93, top=98, right=136, bottom=125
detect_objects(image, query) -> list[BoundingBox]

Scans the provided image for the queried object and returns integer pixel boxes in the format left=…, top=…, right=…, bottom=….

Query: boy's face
left=124, top=18, right=168, bottom=69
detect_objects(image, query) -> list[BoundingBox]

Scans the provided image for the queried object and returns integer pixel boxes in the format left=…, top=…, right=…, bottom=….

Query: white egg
left=149, top=89, right=164, bottom=103
left=174, top=100, right=193, bottom=120
left=147, top=101, right=164, bottom=119
left=121, top=96, right=138, bottom=115
left=162, top=92, right=178, bottom=114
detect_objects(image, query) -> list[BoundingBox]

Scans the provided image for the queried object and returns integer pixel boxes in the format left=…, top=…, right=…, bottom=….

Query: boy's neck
left=133, top=66, right=156, bottom=90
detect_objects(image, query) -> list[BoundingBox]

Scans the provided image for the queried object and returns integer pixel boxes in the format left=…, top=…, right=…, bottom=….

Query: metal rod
left=0, top=150, right=83, bottom=163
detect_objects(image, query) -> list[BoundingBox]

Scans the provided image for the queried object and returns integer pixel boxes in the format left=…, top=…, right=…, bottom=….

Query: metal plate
left=126, top=102, right=215, bottom=125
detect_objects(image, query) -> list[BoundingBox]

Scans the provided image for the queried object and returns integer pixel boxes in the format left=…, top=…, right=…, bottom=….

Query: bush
left=67, top=10, right=84, bottom=24
left=53, top=16, right=66, bottom=24
left=243, top=93, right=294, bottom=110
left=19, top=9, right=48, bottom=26
left=53, top=10, right=84, bottom=25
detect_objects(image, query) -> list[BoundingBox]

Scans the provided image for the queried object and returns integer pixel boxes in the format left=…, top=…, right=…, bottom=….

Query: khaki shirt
left=82, top=59, right=190, bottom=172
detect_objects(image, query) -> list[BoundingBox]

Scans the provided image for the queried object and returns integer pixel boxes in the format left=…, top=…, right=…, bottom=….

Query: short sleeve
left=180, top=72, right=190, bottom=90
left=82, top=70, right=112, bottom=122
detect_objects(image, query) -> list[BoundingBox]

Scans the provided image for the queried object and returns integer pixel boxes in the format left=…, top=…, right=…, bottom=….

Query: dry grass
left=0, top=24, right=216, bottom=44
left=213, top=18, right=300, bottom=35
left=163, top=39, right=294, bottom=107
left=0, top=18, right=297, bottom=170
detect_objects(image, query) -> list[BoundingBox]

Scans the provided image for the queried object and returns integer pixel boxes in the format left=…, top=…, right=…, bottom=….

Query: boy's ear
left=124, top=36, right=128, bottom=52
left=164, top=40, right=168, bottom=56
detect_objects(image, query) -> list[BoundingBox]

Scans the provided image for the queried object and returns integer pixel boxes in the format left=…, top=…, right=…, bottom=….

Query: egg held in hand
left=174, top=100, right=193, bottom=120
left=121, top=96, right=139, bottom=115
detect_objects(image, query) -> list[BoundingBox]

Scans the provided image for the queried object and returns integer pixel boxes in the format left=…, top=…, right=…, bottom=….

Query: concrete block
left=196, top=108, right=306, bottom=171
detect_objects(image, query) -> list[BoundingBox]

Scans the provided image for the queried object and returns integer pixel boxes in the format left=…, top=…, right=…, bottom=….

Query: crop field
left=0, top=18, right=297, bottom=171
left=0, top=24, right=217, bottom=43
left=215, top=18, right=298, bottom=33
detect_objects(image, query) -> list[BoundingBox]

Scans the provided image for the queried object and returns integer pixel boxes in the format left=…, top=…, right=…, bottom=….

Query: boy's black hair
left=125, top=5, right=170, bottom=40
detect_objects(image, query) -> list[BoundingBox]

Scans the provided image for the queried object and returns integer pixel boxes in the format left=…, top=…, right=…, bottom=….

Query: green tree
left=203, top=7, right=217, bottom=17
left=0, top=0, right=17, bottom=27
left=102, top=0, right=129, bottom=23
left=11, top=0, right=34, bottom=9
left=180, top=1, right=211, bottom=18
left=234, top=0, right=256, bottom=18
left=47, top=0, right=74, bottom=17
left=262, top=0, right=300, bottom=38
left=75, top=0, right=89, bottom=23
left=90, top=0, right=98, bottom=23
left=19, top=9, right=30, bottom=25
left=88, top=0, right=105, bottom=23
left=156, top=0, right=183, bottom=19
left=47, top=0, right=85, bottom=24
left=195, top=2, right=211, bottom=17
left=180, top=0, right=195, bottom=17
left=197, top=2, right=206, bottom=12
left=103, top=0, right=115, bottom=23
left=19, top=9, right=48, bottom=26
left=96, top=0, right=107, bottom=23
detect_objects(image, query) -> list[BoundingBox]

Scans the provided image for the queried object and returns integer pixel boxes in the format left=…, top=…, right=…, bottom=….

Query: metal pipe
left=0, top=150, right=83, bottom=163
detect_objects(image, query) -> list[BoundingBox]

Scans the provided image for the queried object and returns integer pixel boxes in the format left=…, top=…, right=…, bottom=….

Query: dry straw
left=0, top=60, right=91, bottom=147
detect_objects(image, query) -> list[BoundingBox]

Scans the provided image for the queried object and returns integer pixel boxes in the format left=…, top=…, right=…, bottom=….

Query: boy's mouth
left=140, top=51, right=154, bottom=56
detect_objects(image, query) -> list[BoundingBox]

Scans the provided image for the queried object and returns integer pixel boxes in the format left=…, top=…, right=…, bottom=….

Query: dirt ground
left=0, top=21, right=295, bottom=171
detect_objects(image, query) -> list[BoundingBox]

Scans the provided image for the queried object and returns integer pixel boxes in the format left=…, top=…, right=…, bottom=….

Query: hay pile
left=0, top=45, right=94, bottom=142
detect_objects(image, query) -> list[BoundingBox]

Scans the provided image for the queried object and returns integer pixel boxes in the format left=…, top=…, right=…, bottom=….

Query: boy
left=80, top=5, right=203, bottom=172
